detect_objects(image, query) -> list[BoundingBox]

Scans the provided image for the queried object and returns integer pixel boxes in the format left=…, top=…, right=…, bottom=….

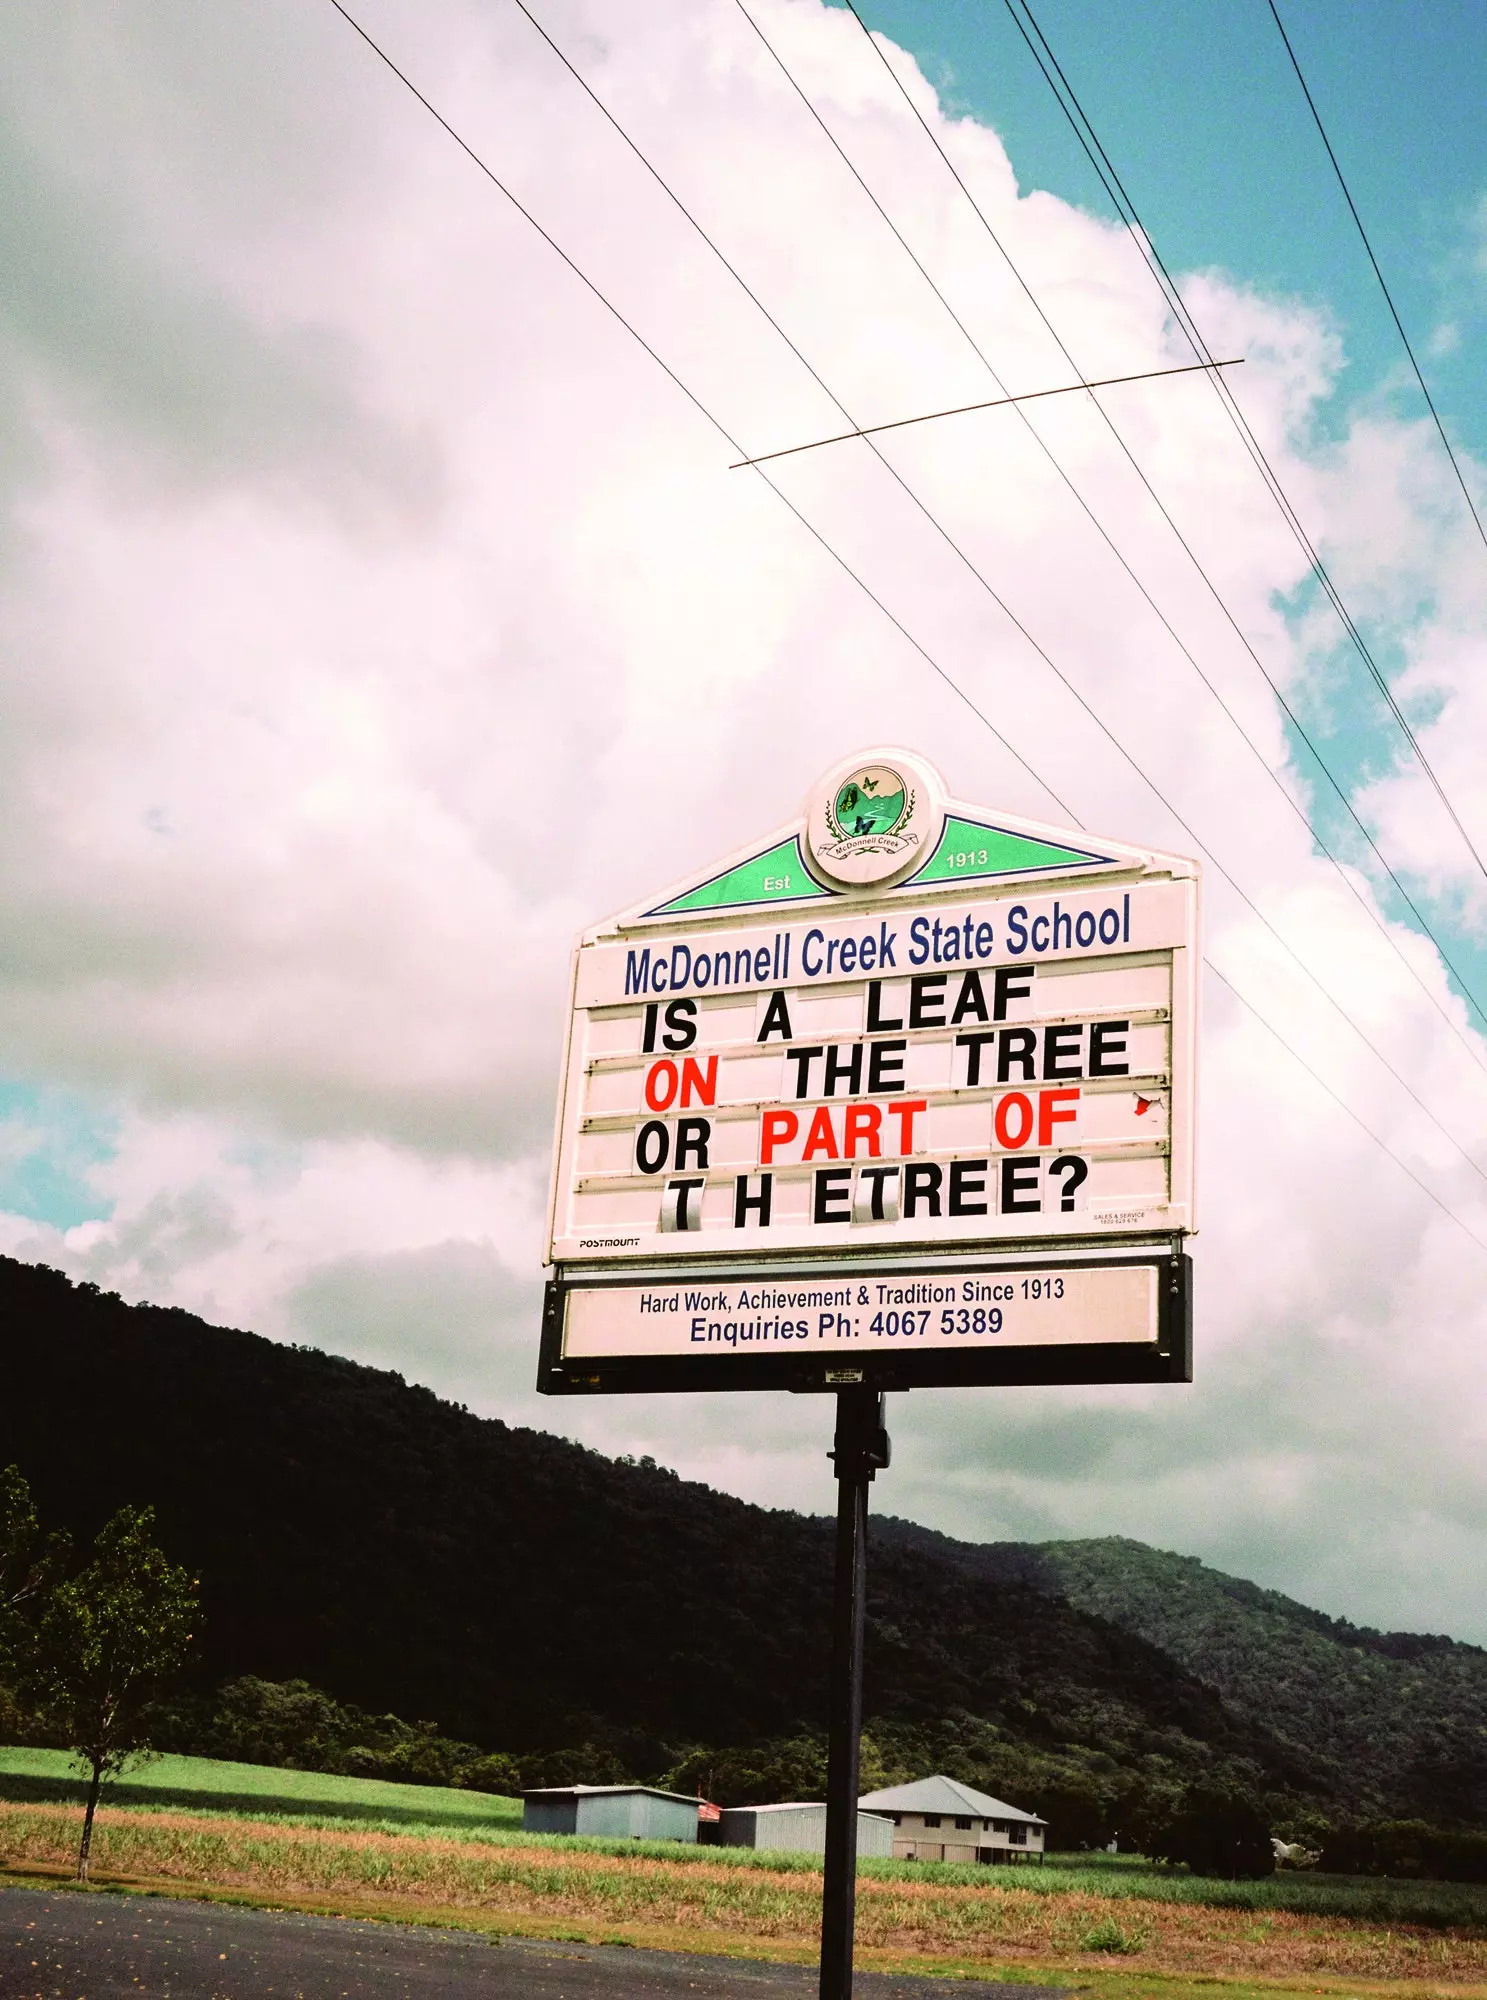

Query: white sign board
left=547, top=752, right=1197, bottom=1271
left=541, top=749, right=1197, bottom=1394
left=562, top=1261, right=1159, bottom=1359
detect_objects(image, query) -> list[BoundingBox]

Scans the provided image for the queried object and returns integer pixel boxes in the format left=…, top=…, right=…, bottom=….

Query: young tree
left=0, top=1464, right=70, bottom=1682
left=35, top=1506, right=196, bottom=1880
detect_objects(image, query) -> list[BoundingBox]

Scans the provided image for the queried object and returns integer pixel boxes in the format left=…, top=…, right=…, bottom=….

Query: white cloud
left=2, top=0, right=1487, bottom=1638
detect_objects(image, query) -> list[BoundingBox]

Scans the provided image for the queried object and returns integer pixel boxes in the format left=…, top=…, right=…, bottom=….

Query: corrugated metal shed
left=522, top=1784, right=701, bottom=1842
left=718, top=1801, right=894, bottom=1857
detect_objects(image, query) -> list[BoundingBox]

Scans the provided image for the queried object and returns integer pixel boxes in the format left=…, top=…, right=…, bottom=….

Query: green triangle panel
left=645, top=835, right=833, bottom=916
left=911, top=815, right=1113, bottom=885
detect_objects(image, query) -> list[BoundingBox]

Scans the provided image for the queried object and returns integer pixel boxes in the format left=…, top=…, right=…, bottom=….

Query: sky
left=2, top=0, right=1486, bottom=1642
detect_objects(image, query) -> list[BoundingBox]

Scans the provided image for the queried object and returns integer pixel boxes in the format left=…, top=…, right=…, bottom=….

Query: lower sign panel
left=539, top=1251, right=1191, bottom=1393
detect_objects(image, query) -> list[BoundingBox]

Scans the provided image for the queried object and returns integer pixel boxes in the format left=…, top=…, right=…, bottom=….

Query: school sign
left=540, top=750, right=1197, bottom=1395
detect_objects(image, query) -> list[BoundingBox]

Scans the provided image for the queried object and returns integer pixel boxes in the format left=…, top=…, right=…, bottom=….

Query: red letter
left=681, top=1055, right=718, bottom=1107
left=802, top=1106, right=839, bottom=1160
left=644, top=1060, right=679, bottom=1112
left=1038, top=1087, right=1080, bottom=1146
left=887, top=1098, right=927, bottom=1154
left=760, top=1108, right=798, bottom=1164
left=994, top=1092, right=1034, bottom=1150
left=843, top=1104, right=882, bottom=1159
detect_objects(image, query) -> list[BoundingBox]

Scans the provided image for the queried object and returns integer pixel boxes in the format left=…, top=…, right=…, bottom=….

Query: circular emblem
left=805, top=749, right=945, bottom=888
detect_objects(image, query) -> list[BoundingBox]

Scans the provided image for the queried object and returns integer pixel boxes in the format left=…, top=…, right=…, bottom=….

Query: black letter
left=674, top=1117, right=711, bottom=1169
left=662, top=997, right=698, bottom=1050
left=997, top=1027, right=1037, bottom=1082
left=664, top=1178, right=706, bottom=1231
left=949, top=1158, right=988, bottom=1216
left=785, top=1045, right=824, bottom=1098
left=734, top=1173, right=773, bottom=1227
left=993, top=965, right=1035, bottom=1020
left=757, top=990, right=793, bottom=1042
left=642, top=1002, right=659, bottom=1053
left=868, top=1040, right=906, bottom=1093
left=956, top=1032, right=996, bottom=1087
left=635, top=1121, right=670, bottom=1174
left=1089, top=1019, right=1130, bottom=1077
left=823, top=1043, right=864, bottom=1096
left=866, top=980, right=903, bottom=1031
left=903, top=1162, right=943, bottom=1217
left=813, top=1168, right=853, bottom=1224
left=1042, top=1023, right=1084, bottom=1079
left=950, top=970, right=989, bottom=1025
left=856, top=1165, right=899, bottom=1221
left=1000, top=1157, right=1041, bottom=1213
left=909, top=973, right=947, bottom=1029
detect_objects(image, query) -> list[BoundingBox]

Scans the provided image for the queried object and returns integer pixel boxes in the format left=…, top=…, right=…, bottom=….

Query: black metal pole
left=819, top=1387, right=889, bottom=2000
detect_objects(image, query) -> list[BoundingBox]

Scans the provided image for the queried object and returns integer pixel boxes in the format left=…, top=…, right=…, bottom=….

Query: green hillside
left=0, top=1256, right=1329, bottom=1850
left=0, top=1746, right=522, bottom=1833
left=1037, top=1538, right=1487, bottom=1826
left=871, top=1519, right=1487, bottom=1827
left=3, top=1255, right=1481, bottom=1853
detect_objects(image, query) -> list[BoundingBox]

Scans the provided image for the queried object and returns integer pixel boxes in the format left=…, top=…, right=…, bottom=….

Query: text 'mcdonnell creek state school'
left=616, top=892, right=1135, bottom=998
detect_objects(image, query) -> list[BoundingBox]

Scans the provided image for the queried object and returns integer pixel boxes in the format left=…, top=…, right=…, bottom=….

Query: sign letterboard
left=541, top=750, right=1197, bottom=1394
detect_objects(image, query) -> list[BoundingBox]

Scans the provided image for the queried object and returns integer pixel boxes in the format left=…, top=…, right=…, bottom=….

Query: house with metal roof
left=522, top=1784, right=702, bottom=1843
left=858, top=1776, right=1047, bottom=1864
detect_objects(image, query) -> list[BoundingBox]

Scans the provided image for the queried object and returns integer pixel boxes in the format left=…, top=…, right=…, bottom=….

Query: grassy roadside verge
left=4, top=1801, right=1487, bottom=1987
left=5, top=1859, right=1487, bottom=2000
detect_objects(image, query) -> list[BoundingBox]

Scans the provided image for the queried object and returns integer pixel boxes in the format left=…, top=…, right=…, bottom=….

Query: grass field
left=0, top=1746, right=524, bottom=1833
left=4, top=1749, right=1486, bottom=1994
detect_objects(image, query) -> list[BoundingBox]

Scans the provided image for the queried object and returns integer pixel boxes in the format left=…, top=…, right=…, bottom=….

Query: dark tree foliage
left=0, top=1258, right=1384, bottom=1846
left=33, top=1505, right=196, bottom=1877
left=1320, top=1820, right=1487, bottom=1885
left=1135, top=1783, right=1276, bottom=1879
left=151, top=1674, right=520, bottom=1792
left=0, top=1464, right=70, bottom=1677
left=0, top=1464, right=71, bottom=1745
left=665, top=1733, right=892, bottom=1808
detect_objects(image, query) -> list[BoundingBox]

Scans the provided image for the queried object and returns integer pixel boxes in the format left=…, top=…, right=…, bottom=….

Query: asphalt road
left=3, top=1884, right=1066, bottom=1998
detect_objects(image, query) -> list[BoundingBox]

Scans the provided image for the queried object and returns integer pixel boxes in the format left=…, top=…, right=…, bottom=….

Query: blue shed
left=521, top=1784, right=702, bottom=1842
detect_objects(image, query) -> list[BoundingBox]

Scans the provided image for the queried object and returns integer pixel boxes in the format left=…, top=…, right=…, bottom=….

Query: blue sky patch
left=0, top=1081, right=118, bottom=1230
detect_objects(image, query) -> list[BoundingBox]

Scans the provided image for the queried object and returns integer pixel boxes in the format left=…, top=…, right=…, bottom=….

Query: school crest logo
left=806, top=749, right=944, bottom=888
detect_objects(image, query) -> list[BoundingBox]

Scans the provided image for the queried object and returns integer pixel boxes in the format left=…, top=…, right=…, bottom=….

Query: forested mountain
left=0, top=1256, right=1477, bottom=1841
left=872, top=1520, right=1487, bottom=1827
left=1037, top=1538, right=1487, bottom=1826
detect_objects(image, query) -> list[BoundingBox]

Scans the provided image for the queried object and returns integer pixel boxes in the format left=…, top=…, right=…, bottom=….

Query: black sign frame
left=537, top=1247, right=1191, bottom=1396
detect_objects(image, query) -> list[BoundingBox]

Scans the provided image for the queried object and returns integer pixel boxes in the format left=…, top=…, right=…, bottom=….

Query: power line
left=994, top=0, right=1487, bottom=893
left=729, top=358, right=1244, bottom=467
left=321, top=0, right=1068, bottom=819
left=1265, top=0, right=1487, bottom=556
left=320, top=0, right=1487, bottom=1255
left=505, top=0, right=1487, bottom=1187
left=742, top=0, right=1487, bottom=1071
left=1207, top=964, right=1487, bottom=1257
left=833, top=0, right=1487, bottom=1024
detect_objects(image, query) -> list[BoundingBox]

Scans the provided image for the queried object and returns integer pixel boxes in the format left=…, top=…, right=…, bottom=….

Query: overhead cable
left=729, top=359, right=1245, bottom=467
left=1207, top=965, right=1487, bottom=1257
left=991, top=0, right=1487, bottom=892
left=321, top=0, right=1487, bottom=1254
left=506, top=0, right=1487, bottom=1186
left=742, top=0, right=1487, bottom=1074
left=1265, top=0, right=1487, bottom=556
left=321, top=0, right=1068, bottom=818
